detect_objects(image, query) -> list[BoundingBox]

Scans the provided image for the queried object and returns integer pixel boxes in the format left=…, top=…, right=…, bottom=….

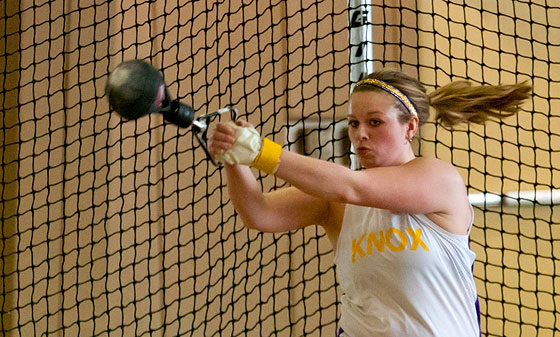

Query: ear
left=406, top=115, right=419, bottom=141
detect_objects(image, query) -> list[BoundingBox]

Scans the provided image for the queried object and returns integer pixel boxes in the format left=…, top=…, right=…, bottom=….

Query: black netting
left=1, top=1, right=559, bottom=336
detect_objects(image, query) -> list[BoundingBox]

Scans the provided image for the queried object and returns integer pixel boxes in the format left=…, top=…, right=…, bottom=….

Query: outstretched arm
left=211, top=121, right=471, bottom=234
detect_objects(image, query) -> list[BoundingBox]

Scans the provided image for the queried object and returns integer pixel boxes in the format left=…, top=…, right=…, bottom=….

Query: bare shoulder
left=407, top=157, right=472, bottom=235
left=407, top=157, right=466, bottom=188
left=407, top=156, right=459, bottom=172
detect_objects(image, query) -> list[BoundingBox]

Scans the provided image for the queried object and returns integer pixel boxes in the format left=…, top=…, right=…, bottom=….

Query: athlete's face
left=348, top=90, right=417, bottom=168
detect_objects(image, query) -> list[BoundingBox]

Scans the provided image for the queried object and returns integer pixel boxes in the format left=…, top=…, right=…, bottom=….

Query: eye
left=369, top=119, right=381, bottom=126
left=348, top=120, right=359, bottom=128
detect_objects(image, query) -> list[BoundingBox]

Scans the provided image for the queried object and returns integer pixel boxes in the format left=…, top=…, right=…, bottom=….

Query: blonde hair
left=352, top=70, right=532, bottom=128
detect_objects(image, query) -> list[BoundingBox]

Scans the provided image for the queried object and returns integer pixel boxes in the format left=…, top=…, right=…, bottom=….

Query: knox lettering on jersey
left=352, top=228, right=429, bottom=263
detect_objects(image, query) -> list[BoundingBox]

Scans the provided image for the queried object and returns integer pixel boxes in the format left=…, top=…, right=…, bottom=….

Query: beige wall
left=1, top=0, right=20, bottom=333
left=3, top=0, right=345, bottom=336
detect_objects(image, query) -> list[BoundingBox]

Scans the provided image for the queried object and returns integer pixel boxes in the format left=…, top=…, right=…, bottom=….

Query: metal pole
left=349, top=0, right=374, bottom=169
left=349, top=0, right=373, bottom=85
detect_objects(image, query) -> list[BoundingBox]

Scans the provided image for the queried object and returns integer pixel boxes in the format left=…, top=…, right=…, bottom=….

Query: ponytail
left=429, top=81, right=532, bottom=128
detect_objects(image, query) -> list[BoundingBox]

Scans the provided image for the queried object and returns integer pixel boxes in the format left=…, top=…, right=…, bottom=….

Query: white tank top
left=334, top=204, right=480, bottom=337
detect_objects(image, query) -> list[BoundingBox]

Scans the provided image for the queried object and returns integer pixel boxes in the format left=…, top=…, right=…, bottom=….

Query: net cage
left=1, top=0, right=559, bottom=336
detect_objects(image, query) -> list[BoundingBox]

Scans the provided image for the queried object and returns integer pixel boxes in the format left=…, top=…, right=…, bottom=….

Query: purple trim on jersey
left=336, top=327, right=344, bottom=337
left=475, top=296, right=481, bottom=336
left=469, top=240, right=482, bottom=336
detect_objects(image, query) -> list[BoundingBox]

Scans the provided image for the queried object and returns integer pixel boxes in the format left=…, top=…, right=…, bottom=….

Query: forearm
left=274, top=150, right=355, bottom=203
left=224, top=164, right=268, bottom=229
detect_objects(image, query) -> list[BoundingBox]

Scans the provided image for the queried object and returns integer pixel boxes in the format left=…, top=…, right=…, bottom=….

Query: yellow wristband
left=251, top=138, right=282, bottom=175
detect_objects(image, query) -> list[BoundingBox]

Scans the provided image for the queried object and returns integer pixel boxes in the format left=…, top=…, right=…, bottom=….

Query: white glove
left=213, top=121, right=262, bottom=166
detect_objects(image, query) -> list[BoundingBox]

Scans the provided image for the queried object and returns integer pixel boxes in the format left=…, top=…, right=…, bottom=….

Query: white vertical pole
left=349, top=0, right=374, bottom=85
left=349, top=0, right=374, bottom=169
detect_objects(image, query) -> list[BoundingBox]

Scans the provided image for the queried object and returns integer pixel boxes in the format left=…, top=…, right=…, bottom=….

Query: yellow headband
left=355, top=78, right=418, bottom=117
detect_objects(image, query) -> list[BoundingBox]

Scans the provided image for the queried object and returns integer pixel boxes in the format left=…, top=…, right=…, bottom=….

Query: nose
left=355, top=124, right=369, bottom=140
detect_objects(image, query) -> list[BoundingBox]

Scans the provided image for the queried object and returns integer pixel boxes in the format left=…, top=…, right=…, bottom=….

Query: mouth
left=355, top=147, right=372, bottom=156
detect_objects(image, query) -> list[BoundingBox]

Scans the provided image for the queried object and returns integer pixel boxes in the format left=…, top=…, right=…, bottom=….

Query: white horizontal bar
left=503, top=189, right=560, bottom=206
left=468, top=193, right=502, bottom=207
left=468, top=190, right=560, bottom=207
